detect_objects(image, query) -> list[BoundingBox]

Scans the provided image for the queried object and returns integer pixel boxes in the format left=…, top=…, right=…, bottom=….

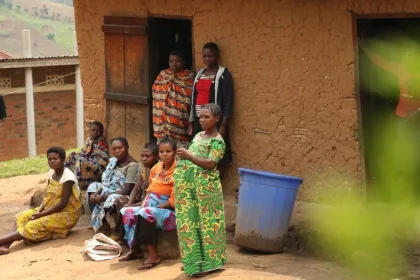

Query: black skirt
left=115, top=214, right=158, bottom=247
left=192, top=117, right=232, bottom=167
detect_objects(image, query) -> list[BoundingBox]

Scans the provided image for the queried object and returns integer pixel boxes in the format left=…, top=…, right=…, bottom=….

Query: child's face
left=159, top=143, right=175, bottom=166
left=199, top=108, right=219, bottom=131
left=141, top=148, right=157, bottom=167
left=169, top=55, right=184, bottom=73
left=89, top=124, right=102, bottom=140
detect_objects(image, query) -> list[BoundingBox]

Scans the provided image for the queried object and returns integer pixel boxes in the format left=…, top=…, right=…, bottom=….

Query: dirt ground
left=0, top=174, right=353, bottom=280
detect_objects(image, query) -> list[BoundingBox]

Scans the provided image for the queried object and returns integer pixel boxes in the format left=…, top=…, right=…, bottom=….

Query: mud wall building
left=73, top=0, right=420, bottom=200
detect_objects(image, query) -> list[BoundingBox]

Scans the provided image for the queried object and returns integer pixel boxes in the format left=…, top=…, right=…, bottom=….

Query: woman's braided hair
left=201, top=103, right=221, bottom=118
left=143, top=141, right=159, bottom=156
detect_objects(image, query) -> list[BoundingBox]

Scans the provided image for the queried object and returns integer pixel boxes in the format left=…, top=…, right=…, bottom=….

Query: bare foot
left=0, top=245, right=10, bottom=255
left=119, top=250, right=143, bottom=262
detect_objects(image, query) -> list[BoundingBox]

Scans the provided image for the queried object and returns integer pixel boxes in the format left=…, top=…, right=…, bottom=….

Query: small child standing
left=174, top=103, right=227, bottom=277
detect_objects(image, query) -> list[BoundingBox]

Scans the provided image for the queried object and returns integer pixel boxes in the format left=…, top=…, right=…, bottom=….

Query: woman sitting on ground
left=117, top=137, right=177, bottom=270
left=0, top=147, right=81, bottom=255
left=87, top=137, right=139, bottom=231
left=65, top=121, right=109, bottom=190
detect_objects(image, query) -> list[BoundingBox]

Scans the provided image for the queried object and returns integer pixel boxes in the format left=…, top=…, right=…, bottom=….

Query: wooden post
left=22, top=30, right=36, bottom=157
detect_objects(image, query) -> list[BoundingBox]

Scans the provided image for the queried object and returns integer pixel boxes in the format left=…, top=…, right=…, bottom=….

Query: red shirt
left=196, top=78, right=212, bottom=105
left=395, top=95, right=420, bottom=118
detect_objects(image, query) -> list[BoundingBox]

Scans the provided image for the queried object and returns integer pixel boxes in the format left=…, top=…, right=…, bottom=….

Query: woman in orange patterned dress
left=152, top=50, right=194, bottom=149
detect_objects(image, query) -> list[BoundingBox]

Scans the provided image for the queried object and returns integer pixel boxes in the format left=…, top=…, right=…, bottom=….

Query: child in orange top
left=118, top=137, right=176, bottom=270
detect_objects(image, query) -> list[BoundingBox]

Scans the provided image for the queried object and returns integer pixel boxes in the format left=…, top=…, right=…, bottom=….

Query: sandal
left=138, top=259, right=161, bottom=270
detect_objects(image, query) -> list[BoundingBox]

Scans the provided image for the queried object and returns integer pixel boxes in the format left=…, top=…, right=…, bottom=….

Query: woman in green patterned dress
left=174, top=103, right=227, bottom=276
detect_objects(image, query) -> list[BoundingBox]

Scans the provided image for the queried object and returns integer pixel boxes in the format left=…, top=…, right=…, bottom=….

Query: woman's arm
left=177, top=148, right=217, bottom=170
left=32, top=181, right=73, bottom=219
left=37, top=201, right=45, bottom=213
left=157, top=200, right=172, bottom=209
left=140, top=193, right=149, bottom=208
left=127, top=175, right=143, bottom=205
left=158, top=185, right=175, bottom=209
left=102, top=163, right=139, bottom=200
left=359, top=42, right=396, bottom=73
left=101, top=183, right=135, bottom=202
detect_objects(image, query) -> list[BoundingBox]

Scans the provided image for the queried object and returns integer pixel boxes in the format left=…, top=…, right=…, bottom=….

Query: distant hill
left=0, top=0, right=75, bottom=58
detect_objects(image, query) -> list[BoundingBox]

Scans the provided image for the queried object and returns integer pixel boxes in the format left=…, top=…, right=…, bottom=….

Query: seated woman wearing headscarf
left=65, top=121, right=109, bottom=190
left=87, top=137, right=139, bottom=231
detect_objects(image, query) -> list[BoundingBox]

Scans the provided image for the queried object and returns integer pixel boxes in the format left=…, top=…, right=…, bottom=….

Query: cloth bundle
left=81, top=233, right=122, bottom=261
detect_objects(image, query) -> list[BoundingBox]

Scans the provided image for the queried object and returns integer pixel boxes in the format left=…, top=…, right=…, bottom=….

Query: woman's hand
left=90, top=194, right=102, bottom=204
left=188, top=122, right=193, bottom=136
left=31, top=212, right=44, bottom=220
left=177, top=148, right=192, bottom=160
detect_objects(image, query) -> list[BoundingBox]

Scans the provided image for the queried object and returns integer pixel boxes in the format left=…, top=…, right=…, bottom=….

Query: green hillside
left=0, top=0, right=75, bottom=57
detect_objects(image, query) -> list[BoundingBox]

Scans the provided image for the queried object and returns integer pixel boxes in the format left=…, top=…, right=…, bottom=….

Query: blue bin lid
left=238, top=167, right=303, bottom=183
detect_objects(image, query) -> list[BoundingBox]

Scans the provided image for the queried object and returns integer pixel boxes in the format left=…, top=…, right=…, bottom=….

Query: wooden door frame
left=351, top=12, right=367, bottom=196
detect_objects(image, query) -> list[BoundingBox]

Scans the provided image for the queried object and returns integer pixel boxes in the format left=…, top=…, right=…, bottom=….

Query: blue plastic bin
left=234, top=168, right=303, bottom=253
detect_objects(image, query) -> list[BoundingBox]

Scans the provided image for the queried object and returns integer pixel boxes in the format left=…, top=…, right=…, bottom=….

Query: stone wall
left=73, top=0, right=420, bottom=201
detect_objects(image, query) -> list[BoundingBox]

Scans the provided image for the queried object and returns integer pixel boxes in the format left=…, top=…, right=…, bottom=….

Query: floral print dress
left=174, top=132, right=227, bottom=276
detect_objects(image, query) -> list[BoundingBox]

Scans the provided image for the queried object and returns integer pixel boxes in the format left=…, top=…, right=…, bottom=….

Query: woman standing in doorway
left=188, top=42, right=233, bottom=178
left=152, top=50, right=194, bottom=149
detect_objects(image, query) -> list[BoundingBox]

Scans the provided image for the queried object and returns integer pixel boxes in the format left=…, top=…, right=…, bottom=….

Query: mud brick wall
left=73, top=0, right=420, bottom=202
left=0, top=66, right=77, bottom=161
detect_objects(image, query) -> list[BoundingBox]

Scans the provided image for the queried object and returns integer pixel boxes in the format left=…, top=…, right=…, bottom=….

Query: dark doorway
left=148, top=17, right=193, bottom=141
left=357, top=18, right=420, bottom=199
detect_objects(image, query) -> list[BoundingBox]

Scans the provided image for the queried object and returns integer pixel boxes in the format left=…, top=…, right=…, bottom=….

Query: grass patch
left=0, top=148, right=78, bottom=179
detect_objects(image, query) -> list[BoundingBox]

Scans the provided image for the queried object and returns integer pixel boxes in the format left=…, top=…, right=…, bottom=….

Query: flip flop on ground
left=138, top=259, right=161, bottom=270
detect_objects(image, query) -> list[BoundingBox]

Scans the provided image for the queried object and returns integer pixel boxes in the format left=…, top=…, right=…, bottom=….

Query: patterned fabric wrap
left=16, top=169, right=81, bottom=241
left=65, top=136, right=109, bottom=189
left=87, top=158, right=129, bottom=232
left=174, top=132, right=227, bottom=276
left=152, top=68, right=194, bottom=142
left=120, top=193, right=176, bottom=249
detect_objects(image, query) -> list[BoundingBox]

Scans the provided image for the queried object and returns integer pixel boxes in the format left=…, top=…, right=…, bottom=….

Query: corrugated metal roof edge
left=0, top=55, right=79, bottom=62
